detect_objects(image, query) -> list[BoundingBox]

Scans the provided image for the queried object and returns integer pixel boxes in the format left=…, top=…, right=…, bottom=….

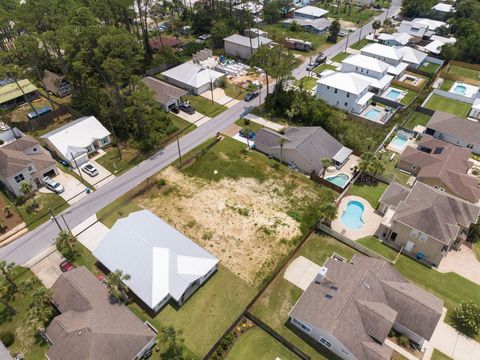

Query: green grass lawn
left=448, top=65, right=480, bottom=82
left=167, top=112, right=195, bottom=134
left=326, top=6, right=377, bottom=24
left=185, top=95, right=228, bottom=117
left=250, top=233, right=356, bottom=360
left=403, top=112, right=432, bottom=130
left=0, top=268, right=49, bottom=359
left=224, top=83, right=247, bottom=99
left=235, top=118, right=268, bottom=132
left=378, top=151, right=411, bottom=186
left=424, top=94, right=471, bottom=118
left=261, top=24, right=329, bottom=51
left=349, top=38, right=371, bottom=50
left=439, top=79, right=454, bottom=91
left=97, top=198, right=142, bottom=228
left=95, top=145, right=144, bottom=175
left=420, top=61, right=442, bottom=74
left=312, top=63, right=336, bottom=74
left=473, top=242, right=480, bottom=262
left=130, top=265, right=256, bottom=359
left=17, top=193, right=69, bottom=230
left=226, top=327, right=299, bottom=360
left=347, top=181, right=388, bottom=209
left=398, top=87, right=419, bottom=106
left=432, top=349, right=453, bottom=360
left=331, top=52, right=351, bottom=63
left=357, top=236, right=398, bottom=262
left=296, top=76, right=318, bottom=90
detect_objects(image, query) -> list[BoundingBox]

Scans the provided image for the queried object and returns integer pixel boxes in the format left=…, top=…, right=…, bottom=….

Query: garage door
left=43, top=169, right=57, bottom=178
left=73, top=153, right=89, bottom=168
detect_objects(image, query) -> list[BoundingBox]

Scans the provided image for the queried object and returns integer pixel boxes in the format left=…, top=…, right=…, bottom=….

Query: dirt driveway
left=39, top=169, right=89, bottom=205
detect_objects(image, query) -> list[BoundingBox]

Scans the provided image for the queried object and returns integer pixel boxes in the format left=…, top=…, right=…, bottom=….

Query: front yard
left=326, top=5, right=377, bottom=25
left=95, top=145, right=144, bottom=175
left=17, top=193, right=68, bottom=230
left=424, top=94, right=472, bottom=118
left=331, top=52, right=351, bottom=63
left=185, top=95, right=227, bottom=117
left=349, top=38, right=371, bottom=50
left=312, top=63, right=336, bottom=74
left=261, top=24, right=329, bottom=52
left=296, top=76, right=318, bottom=90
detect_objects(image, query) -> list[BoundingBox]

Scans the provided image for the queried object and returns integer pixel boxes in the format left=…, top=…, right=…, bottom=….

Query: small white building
left=398, top=18, right=447, bottom=39
left=340, top=54, right=393, bottom=93
left=40, top=116, right=111, bottom=168
left=432, top=3, right=456, bottom=17
left=378, top=32, right=413, bottom=47
left=93, top=210, right=218, bottom=312
left=161, top=62, right=225, bottom=95
left=224, top=34, right=273, bottom=60
left=316, top=72, right=374, bottom=114
left=293, top=6, right=328, bottom=20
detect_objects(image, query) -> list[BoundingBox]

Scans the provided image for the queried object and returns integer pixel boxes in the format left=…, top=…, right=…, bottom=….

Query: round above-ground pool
left=341, top=200, right=365, bottom=230
left=325, top=172, right=350, bottom=188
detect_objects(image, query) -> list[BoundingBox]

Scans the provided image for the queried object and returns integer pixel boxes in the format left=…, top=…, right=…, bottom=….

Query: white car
left=81, top=163, right=98, bottom=177
left=43, top=176, right=65, bottom=194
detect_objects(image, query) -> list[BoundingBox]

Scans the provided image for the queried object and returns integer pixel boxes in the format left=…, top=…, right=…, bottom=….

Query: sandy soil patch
left=135, top=167, right=303, bottom=286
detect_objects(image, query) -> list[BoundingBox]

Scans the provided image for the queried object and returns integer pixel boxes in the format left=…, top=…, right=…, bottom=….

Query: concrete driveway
left=176, top=110, right=211, bottom=127
left=29, top=247, right=64, bottom=288
left=85, top=150, right=116, bottom=188
left=438, top=244, right=480, bottom=285
left=72, top=214, right=109, bottom=252
left=39, top=169, right=89, bottom=205
left=200, top=88, right=240, bottom=108
left=284, top=256, right=321, bottom=290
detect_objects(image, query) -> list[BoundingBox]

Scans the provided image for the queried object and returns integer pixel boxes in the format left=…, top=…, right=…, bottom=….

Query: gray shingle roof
left=426, top=111, right=480, bottom=145
left=378, top=181, right=410, bottom=208
left=46, top=267, right=156, bottom=360
left=142, top=77, right=187, bottom=106
left=289, top=255, right=443, bottom=360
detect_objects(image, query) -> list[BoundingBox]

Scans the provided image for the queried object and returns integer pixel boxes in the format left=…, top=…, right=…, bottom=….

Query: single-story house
left=398, top=18, right=447, bottom=39
left=149, top=36, right=181, bottom=51
left=45, top=267, right=156, bottom=360
left=254, top=127, right=352, bottom=174
left=142, top=76, right=187, bottom=112
left=0, top=134, right=58, bottom=196
left=425, top=111, right=480, bottom=155
left=93, top=210, right=218, bottom=312
left=376, top=181, right=480, bottom=266
left=289, top=254, right=443, bottom=359
left=223, top=34, right=273, bottom=60
left=378, top=32, right=413, bottom=47
left=293, top=5, right=328, bottom=20
left=0, top=79, right=38, bottom=110
left=283, top=18, right=332, bottom=34
left=396, top=46, right=428, bottom=69
left=398, top=135, right=480, bottom=203
left=42, top=70, right=72, bottom=97
left=40, top=116, right=111, bottom=168
left=161, top=62, right=225, bottom=95
left=432, top=3, right=456, bottom=18
left=244, top=28, right=268, bottom=38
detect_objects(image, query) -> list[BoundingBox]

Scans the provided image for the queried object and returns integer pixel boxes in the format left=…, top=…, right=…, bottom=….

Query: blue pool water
left=341, top=201, right=365, bottom=230
left=364, top=108, right=382, bottom=121
left=453, top=84, right=467, bottom=95
left=389, top=134, right=408, bottom=150
left=386, top=88, right=402, bottom=101
left=326, top=173, right=350, bottom=188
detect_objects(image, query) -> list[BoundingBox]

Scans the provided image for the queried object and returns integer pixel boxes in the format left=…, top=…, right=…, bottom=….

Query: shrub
left=243, top=118, right=250, bottom=125
left=157, top=178, right=166, bottom=188
left=397, top=335, right=410, bottom=347
left=0, top=331, right=14, bottom=347
left=0, top=140, right=4, bottom=145
left=452, top=300, right=480, bottom=335
left=271, top=162, right=280, bottom=170
left=14, top=195, right=26, bottom=206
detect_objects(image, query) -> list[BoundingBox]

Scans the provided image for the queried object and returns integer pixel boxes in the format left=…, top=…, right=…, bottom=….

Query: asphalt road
left=0, top=0, right=402, bottom=265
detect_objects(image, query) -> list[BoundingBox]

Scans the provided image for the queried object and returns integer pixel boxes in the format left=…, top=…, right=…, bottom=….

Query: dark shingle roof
left=426, top=111, right=480, bottom=145
left=378, top=181, right=410, bottom=208
left=42, top=70, right=66, bottom=95
left=46, top=267, right=156, bottom=360
left=142, top=77, right=187, bottom=106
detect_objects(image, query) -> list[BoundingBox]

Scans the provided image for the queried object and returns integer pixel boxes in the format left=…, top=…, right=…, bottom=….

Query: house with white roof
left=423, top=35, right=457, bottom=55
left=283, top=17, right=332, bottom=34
left=293, top=6, right=328, bottom=20
left=432, top=3, right=456, bottom=18
left=340, top=54, right=393, bottom=93
left=316, top=72, right=374, bottom=114
left=396, top=46, right=428, bottom=68
left=360, top=43, right=409, bottom=78
left=398, top=18, right=447, bottom=39
left=40, top=116, right=111, bottom=168
left=161, top=62, right=225, bottom=95
left=224, top=34, right=273, bottom=60
left=93, top=210, right=218, bottom=312
left=378, top=32, right=413, bottom=47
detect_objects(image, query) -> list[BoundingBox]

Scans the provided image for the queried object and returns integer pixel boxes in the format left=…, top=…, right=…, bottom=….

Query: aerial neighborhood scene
left=1, top=0, right=480, bottom=360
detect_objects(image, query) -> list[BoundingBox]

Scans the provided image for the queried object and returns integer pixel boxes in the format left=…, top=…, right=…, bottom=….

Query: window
left=390, top=232, right=398, bottom=241
left=334, top=89, right=338, bottom=94
left=346, top=93, right=350, bottom=98
left=356, top=67, right=358, bottom=71
left=410, top=229, right=419, bottom=239
left=419, top=233, right=428, bottom=243
left=327, top=86, right=330, bottom=89
left=101, top=137, right=109, bottom=145
left=320, top=337, right=332, bottom=349
left=412, top=165, right=417, bottom=170
left=441, top=245, right=448, bottom=252
left=467, top=144, right=474, bottom=149
left=344, top=102, right=348, bottom=107
left=14, top=174, right=25, bottom=183
left=28, top=166, right=34, bottom=172
left=291, top=318, right=311, bottom=333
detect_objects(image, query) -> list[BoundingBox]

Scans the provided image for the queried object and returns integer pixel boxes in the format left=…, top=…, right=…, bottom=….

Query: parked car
left=306, top=63, right=315, bottom=71
left=170, top=106, right=180, bottom=114
left=43, top=176, right=65, bottom=194
left=97, top=274, right=107, bottom=286
left=338, top=31, right=347, bottom=37
left=82, top=163, right=98, bottom=177
left=244, top=92, right=259, bottom=102
left=179, top=102, right=195, bottom=114
left=59, top=260, right=76, bottom=272
left=314, top=53, right=326, bottom=65
left=239, top=128, right=255, bottom=140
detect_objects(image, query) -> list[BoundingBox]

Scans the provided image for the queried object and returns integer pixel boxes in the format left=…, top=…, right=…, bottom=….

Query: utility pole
left=176, top=135, right=182, bottom=165
left=358, top=25, right=363, bottom=42
left=60, top=213, right=72, bottom=234
left=49, top=208, right=62, bottom=232
left=71, top=152, right=84, bottom=181
left=344, top=31, right=350, bottom=53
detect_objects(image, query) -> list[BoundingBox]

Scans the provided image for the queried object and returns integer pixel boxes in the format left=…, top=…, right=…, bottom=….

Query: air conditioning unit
left=315, top=266, right=328, bottom=283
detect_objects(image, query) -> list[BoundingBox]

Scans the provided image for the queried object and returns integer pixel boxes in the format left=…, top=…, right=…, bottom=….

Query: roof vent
left=330, top=285, right=338, bottom=291
left=315, top=267, right=328, bottom=284
left=325, top=294, right=333, bottom=299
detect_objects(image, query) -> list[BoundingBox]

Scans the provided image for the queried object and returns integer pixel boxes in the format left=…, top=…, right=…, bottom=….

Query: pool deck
left=386, top=136, right=415, bottom=154
left=359, top=104, right=392, bottom=125
left=332, top=195, right=383, bottom=240
left=449, top=81, right=479, bottom=98
left=323, top=155, right=360, bottom=183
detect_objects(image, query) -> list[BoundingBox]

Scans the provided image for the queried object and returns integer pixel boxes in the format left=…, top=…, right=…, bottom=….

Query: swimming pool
left=389, top=133, right=409, bottom=151
left=385, top=88, right=402, bottom=101
left=453, top=84, right=467, bottom=95
left=341, top=200, right=365, bottom=230
left=325, top=173, right=350, bottom=188
left=364, top=108, right=382, bottom=121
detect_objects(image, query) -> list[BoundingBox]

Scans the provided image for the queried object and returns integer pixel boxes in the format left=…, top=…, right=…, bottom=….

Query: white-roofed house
left=398, top=18, right=447, bottom=39
left=396, top=46, right=428, bottom=69
left=316, top=72, right=374, bottom=114
left=161, top=62, right=225, bottom=95
left=360, top=43, right=409, bottom=78
left=223, top=34, right=273, bottom=60
left=293, top=6, right=328, bottom=20
left=93, top=210, right=218, bottom=312
left=40, top=116, right=111, bottom=168
left=378, top=32, right=413, bottom=47
left=423, top=35, right=457, bottom=55
left=340, top=54, right=394, bottom=93
left=432, top=3, right=456, bottom=18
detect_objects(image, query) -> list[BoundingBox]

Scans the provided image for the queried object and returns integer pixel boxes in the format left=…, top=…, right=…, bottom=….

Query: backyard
left=185, top=95, right=228, bottom=117
left=447, top=64, right=480, bottom=83
left=9, top=96, right=58, bottom=124
left=403, top=112, right=431, bottom=130
left=347, top=180, right=388, bottom=209
left=398, top=87, right=419, bottom=106
left=226, top=327, right=299, bottom=360
left=424, top=94, right=471, bottom=118
left=378, top=150, right=411, bottom=186
left=420, top=61, right=442, bottom=74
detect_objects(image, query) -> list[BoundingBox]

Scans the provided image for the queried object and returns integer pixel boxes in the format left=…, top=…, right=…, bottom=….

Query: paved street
left=0, top=1, right=402, bottom=266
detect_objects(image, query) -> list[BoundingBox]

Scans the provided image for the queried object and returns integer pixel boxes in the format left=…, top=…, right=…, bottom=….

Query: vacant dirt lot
left=135, top=166, right=318, bottom=287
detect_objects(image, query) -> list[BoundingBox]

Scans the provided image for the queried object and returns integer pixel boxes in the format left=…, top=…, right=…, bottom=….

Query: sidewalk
left=243, top=113, right=284, bottom=131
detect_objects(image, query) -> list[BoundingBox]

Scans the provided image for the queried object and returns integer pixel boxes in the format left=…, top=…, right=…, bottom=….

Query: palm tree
left=55, top=231, right=77, bottom=261
left=363, top=137, right=375, bottom=152
left=106, top=269, right=131, bottom=302
left=27, top=286, right=53, bottom=329
left=320, top=158, right=333, bottom=177
left=3, top=205, right=12, bottom=218
left=359, top=152, right=385, bottom=180
left=244, top=127, right=253, bottom=149
left=0, top=260, right=16, bottom=294
left=278, top=136, right=286, bottom=165
left=319, top=202, right=338, bottom=223
left=372, top=20, right=382, bottom=37
left=160, top=326, right=184, bottom=357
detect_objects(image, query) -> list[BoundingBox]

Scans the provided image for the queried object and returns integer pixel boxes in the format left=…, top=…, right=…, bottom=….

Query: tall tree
left=0, top=260, right=16, bottom=294
left=328, top=20, right=341, bottom=43
left=27, top=286, right=53, bottom=329
left=55, top=231, right=77, bottom=261
left=106, top=269, right=131, bottom=302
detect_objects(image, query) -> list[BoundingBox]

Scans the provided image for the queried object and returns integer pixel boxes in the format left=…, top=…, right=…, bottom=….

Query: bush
left=157, top=178, right=166, bottom=188
left=14, top=195, right=26, bottom=206
left=0, top=331, right=14, bottom=347
left=0, top=140, right=4, bottom=145
left=397, top=335, right=410, bottom=347
left=242, top=118, right=250, bottom=125
left=452, top=300, right=480, bottom=335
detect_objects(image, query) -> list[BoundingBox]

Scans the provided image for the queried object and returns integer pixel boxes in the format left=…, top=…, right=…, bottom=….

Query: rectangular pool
left=385, top=88, right=402, bottom=101
left=364, top=108, right=382, bottom=121
left=389, top=134, right=408, bottom=151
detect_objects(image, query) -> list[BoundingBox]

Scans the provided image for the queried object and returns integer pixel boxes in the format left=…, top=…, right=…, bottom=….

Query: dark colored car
left=315, top=53, right=326, bottom=65
left=59, top=260, right=76, bottom=272
left=244, top=92, right=259, bottom=102
left=170, top=106, right=180, bottom=114
left=179, top=103, right=195, bottom=114
left=306, top=63, right=315, bottom=71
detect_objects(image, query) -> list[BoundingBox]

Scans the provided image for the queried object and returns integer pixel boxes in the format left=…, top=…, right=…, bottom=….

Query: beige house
left=376, top=182, right=480, bottom=267
left=398, top=135, right=480, bottom=203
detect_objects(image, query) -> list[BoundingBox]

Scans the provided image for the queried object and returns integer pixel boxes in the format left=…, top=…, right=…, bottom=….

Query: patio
left=331, top=195, right=383, bottom=240
left=323, top=154, right=360, bottom=183
left=448, top=81, right=479, bottom=98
